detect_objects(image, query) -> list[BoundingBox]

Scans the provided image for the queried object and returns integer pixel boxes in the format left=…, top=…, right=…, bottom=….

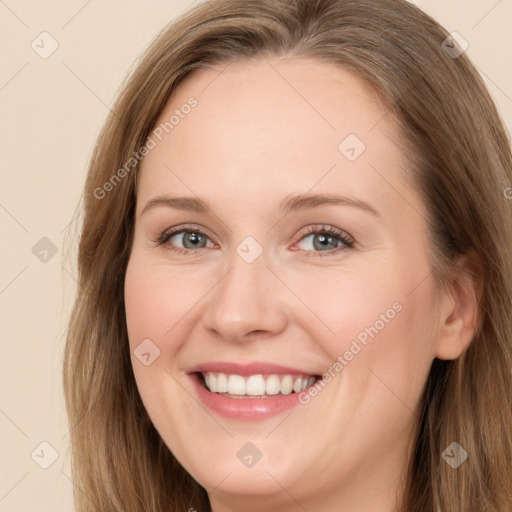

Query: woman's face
left=124, top=57, right=448, bottom=510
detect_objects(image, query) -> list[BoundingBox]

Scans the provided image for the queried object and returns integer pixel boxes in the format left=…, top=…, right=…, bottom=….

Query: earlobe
left=435, top=254, right=483, bottom=361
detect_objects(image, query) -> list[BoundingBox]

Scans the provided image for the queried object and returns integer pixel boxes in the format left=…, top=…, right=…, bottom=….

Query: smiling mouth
left=196, top=372, right=321, bottom=399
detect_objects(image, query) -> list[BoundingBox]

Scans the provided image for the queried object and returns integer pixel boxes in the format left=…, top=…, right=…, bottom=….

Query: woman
left=63, top=0, right=512, bottom=510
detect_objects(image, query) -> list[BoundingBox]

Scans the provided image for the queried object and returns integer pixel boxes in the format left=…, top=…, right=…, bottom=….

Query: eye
left=155, top=225, right=215, bottom=255
left=293, top=225, right=354, bottom=256
left=154, top=223, right=354, bottom=257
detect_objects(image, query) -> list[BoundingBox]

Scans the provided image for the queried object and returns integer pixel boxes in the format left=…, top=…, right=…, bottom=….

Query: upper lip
left=187, top=361, right=320, bottom=376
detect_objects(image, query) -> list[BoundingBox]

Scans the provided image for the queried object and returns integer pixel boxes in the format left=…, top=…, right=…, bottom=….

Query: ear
left=435, top=253, right=484, bottom=360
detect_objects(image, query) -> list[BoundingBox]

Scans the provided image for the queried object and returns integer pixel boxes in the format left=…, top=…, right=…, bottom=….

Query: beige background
left=0, top=0, right=511, bottom=510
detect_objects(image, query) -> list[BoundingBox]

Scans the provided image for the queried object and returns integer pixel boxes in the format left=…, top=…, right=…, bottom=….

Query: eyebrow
left=140, top=193, right=381, bottom=218
left=280, top=193, right=380, bottom=217
left=141, top=195, right=210, bottom=216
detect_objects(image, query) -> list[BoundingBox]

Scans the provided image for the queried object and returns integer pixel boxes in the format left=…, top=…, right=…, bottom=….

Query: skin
left=124, top=57, right=480, bottom=512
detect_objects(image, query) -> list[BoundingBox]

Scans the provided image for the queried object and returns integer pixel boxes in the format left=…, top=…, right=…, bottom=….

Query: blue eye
left=156, top=224, right=354, bottom=257
left=304, top=232, right=339, bottom=250
left=157, top=227, right=215, bottom=254
left=168, top=230, right=213, bottom=249
left=295, top=226, right=354, bottom=254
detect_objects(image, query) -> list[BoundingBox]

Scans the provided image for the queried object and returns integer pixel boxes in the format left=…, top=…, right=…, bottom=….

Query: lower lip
left=189, top=373, right=305, bottom=421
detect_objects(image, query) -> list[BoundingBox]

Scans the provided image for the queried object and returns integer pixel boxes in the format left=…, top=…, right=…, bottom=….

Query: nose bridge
left=201, top=241, right=288, bottom=341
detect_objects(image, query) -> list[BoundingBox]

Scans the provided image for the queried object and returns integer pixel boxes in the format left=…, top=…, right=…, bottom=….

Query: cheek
left=292, top=258, right=438, bottom=406
left=281, top=260, right=434, bottom=354
left=124, top=257, right=202, bottom=344
left=124, top=256, right=195, bottom=408
left=124, top=258, right=209, bottom=462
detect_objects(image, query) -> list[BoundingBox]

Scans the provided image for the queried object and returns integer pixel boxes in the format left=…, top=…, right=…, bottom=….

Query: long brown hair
left=62, top=0, right=512, bottom=510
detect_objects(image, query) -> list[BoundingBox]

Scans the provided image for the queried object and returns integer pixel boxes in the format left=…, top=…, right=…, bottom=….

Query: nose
left=201, top=248, right=289, bottom=342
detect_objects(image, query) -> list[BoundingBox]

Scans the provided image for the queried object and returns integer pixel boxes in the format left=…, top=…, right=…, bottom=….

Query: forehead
left=137, top=57, right=419, bottom=220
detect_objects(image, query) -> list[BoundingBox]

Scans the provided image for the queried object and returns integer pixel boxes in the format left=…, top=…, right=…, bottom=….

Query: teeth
left=246, top=375, right=266, bottom=395
left=208, top=373, right=218, bottom=392
left=217, top=373, right=228, bottom=393
left=280, top=375, right=293, bottom=395
left=227, top=375, right=245, bottom=395
left=201, top=372, right=318, bottom=396
left=265, top=375, right=280, bottom=395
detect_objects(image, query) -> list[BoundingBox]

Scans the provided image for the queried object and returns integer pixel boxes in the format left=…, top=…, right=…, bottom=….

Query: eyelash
left=154, top=224, right=355, bottom=257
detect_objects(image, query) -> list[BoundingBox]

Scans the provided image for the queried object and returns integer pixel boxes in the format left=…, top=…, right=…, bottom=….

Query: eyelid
left=156, top=223, right=216, bottom=244
left=293, top=224, right=354, bottom=245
